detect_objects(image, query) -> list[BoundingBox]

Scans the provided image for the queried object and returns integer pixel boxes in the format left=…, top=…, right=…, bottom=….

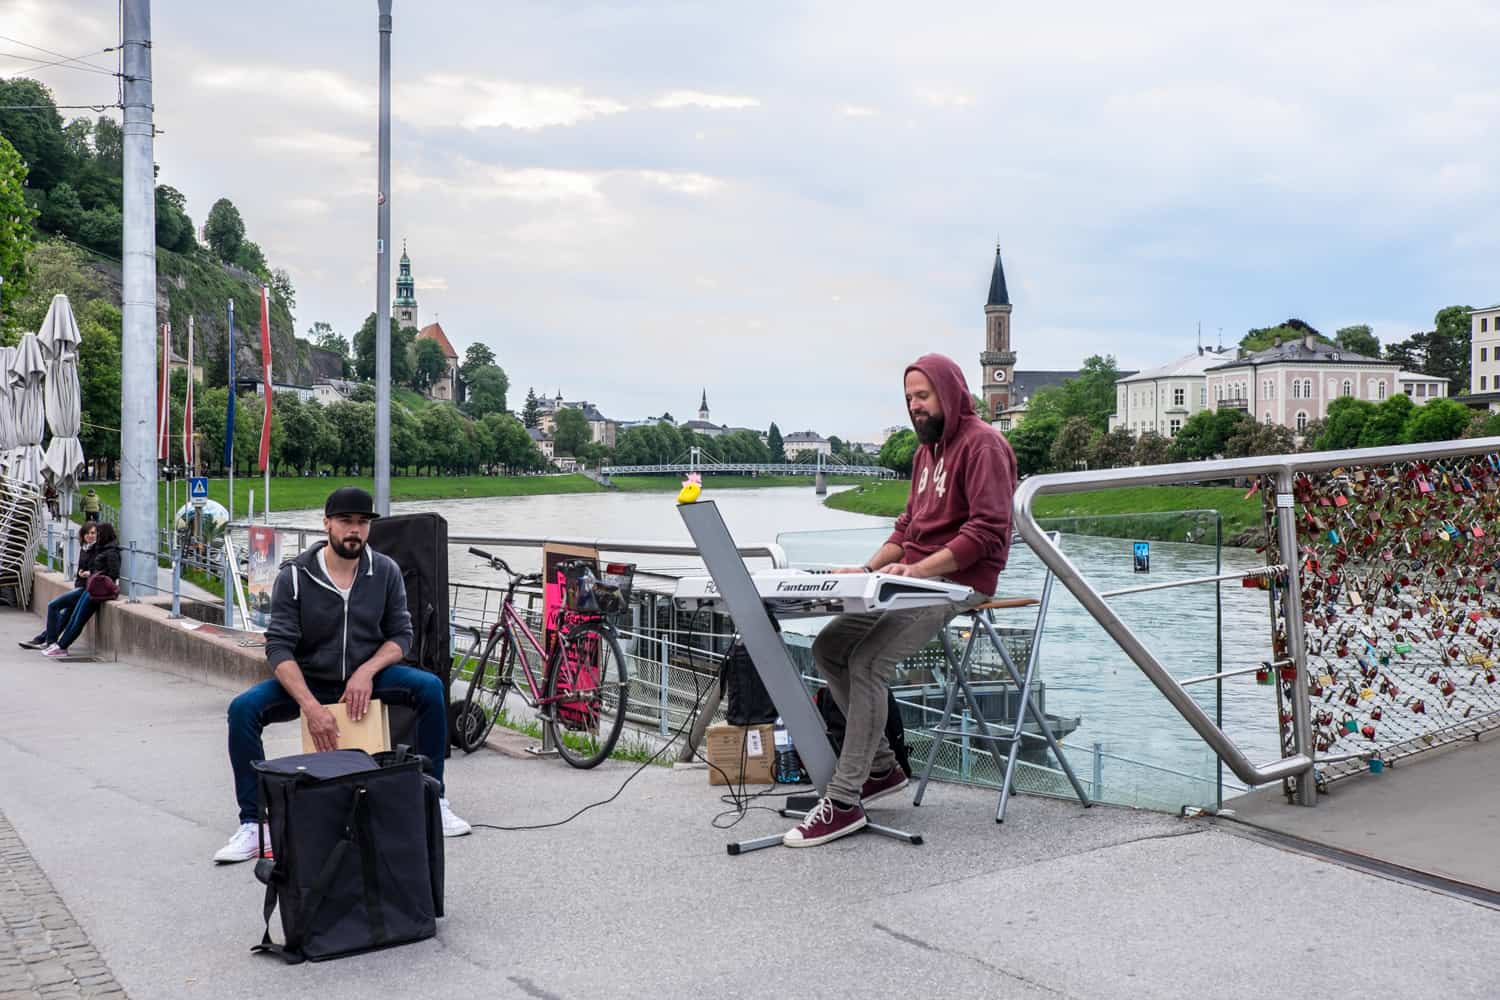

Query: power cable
left=0, top=49, right=116, bottom=77
left=0, top=33, right=116, bottom=73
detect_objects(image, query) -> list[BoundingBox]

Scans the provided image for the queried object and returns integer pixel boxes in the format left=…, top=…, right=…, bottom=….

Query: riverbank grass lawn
left=826, top=480, right=1263, bottom=540
left=608, top=473, right=868, bottom=492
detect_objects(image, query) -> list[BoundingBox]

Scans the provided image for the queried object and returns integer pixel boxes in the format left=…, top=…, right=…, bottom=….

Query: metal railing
left=1013, top=435, right=1500, bottom=807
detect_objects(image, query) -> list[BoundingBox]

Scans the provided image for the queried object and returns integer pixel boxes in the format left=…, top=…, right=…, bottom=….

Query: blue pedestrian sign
left=189, top=477, right=209, bottom=505
left=1133, top=541, right=1150, bottom=573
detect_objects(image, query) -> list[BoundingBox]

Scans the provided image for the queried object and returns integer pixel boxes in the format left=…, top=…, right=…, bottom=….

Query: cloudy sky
left=9, top=0, right=1500, bottom=440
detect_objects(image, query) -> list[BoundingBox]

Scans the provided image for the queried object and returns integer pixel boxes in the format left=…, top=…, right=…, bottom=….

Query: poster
left=247, top=526, right=281, bottom=628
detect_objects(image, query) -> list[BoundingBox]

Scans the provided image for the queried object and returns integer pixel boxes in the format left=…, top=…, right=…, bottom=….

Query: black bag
left=814, top=687, right=913, bottom=777
left=252, top=748, right=444, bottom=963
left=367, top=513, right=451, bottom=692
left=721, top=640, right=778, bottom=726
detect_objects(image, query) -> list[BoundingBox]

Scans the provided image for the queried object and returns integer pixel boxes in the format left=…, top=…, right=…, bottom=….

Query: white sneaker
left=213, top=822, right=272, bottom=864
left=439, top=798, right=471, bottom=837
left=41, top=645, right=67, bottom=658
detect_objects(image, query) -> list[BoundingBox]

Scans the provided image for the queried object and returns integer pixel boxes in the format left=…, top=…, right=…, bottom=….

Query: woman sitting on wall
left=20, top=523, right=120, bottom=656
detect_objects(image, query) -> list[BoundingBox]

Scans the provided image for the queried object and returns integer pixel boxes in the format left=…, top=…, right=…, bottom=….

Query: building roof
left=986, top=244, right=1010, bottom=307
left=1397, top=370, right=1449, bottom=384
left=416, top=322, right=458, bottom=359
left=784, top=430, right=826, bottom=443
left=1009, top=370, right=1080, bottom=400
left=1206, top=338, right=1396, bottom=371
left=526, top=427, right=550, bottom=442
left=1118, top=348, right=1236, bottom=384
left=680, top=419, right=724, bottom=432
left=1468, top=304, right=1500, bottom=314
left=579, top=404, right=611, bottom=422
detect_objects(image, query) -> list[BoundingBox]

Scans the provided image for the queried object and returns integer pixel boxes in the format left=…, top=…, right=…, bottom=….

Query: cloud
left=415, top=277, right=448, bottom=291
left=652, top=90, right=760, bottom=111
left=194, top=66, right=371, bottom=114
left=839, top=105, right=878, bottom=117
left=401, top=75, right=629, bottom=130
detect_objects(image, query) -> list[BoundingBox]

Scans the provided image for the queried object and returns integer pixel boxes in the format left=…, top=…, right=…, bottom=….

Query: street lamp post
left=374, top=0, right=393, bottom=515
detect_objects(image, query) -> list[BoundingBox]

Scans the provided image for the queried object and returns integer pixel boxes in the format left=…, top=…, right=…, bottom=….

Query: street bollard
left=44, top=520, right=53, bottom=571
left=1093, top=742, right=1104, bottom=800
left=222, top=544, right=233, bottom=628
left=659, top=640, right=670, bottom=737
left=960, top=709, right=972, bottom=781
left=168, top=543, right=183, bottom=619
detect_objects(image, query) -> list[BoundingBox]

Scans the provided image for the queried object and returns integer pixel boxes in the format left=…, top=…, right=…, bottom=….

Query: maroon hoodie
left=885, top=353, right=1017, bottom=595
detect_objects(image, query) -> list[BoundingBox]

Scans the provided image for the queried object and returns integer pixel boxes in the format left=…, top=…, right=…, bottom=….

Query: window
left=1483, top=376, right=1490, bottom=391
left=1199, top=386, right=1206, bottom=406
left=1416, top=383, right=1427, bottom=397
left=1302, top=379, right=1313, bottom=398
left=1483, top=347, right=1489, bottom=362
left=1341, top=380, right=1353, bottom=397
left=1377, top=381, right=1387, bottom=400
left=1264, top=412, right=1273, bottom=425
left=1264, top=379, right=1275, bottom=400
left=1173, top=387, right=1184, bottom=407
left=1169, top=419, right=1182, bottom=437
left=1291, top=380, right=1302, bottom=400
left=1215, top=384, right=1223, bottom=401
left=1296, top=411, right=1308, bottom=432
left=1484, top=318, right=1490, bottom=333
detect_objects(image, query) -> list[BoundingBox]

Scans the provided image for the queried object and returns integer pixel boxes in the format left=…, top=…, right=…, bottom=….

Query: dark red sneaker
left=782, top=797, right=867, bottom=847
left=860, top=767, right=909, bottom=806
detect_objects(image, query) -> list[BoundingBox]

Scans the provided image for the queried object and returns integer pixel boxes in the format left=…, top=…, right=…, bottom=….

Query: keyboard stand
left=678, top=501, right=925, bottom=855
left=912, top=534, right=1092, bottom=822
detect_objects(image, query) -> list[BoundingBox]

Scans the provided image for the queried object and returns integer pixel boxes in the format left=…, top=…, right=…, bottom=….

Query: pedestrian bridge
left=599, top=461, right=897, bottom=478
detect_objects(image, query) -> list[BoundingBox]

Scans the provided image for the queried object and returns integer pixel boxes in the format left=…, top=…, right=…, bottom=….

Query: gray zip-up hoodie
left=264, top=541, right=413, bottom=684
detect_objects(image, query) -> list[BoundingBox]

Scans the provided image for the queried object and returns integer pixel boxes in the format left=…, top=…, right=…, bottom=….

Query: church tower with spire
left=980, top=244, right=1015, bottom=419
left=395, top=240, right=419, bottom=329
left=698, top=389, right=710, bottom=421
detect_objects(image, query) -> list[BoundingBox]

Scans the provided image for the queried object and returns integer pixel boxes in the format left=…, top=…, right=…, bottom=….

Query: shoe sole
left=782, top=814, right=868, bottom=848
left=861, top=777, right=910, bottom=807
left=212, top=852, right=271, bottom=865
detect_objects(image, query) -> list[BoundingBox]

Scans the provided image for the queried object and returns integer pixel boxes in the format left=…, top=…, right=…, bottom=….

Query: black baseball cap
left=324, top=486, right=379, bottom=520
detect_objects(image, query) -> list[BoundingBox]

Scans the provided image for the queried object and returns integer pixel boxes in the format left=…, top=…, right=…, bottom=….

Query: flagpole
left=258, top=286, right=272, bottom=525
left=226, top=298, right=236, bottom=527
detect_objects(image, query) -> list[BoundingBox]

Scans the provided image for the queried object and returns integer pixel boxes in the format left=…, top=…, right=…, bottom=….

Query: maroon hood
left=905, top=352, right=979, bottom=447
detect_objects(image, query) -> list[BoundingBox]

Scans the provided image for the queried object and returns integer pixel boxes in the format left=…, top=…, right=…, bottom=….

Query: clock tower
left=980, top=244, right=1015, bottom=419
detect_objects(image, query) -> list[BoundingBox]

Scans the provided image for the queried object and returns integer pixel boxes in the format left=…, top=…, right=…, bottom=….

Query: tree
left=460, top=343, right=496, bottom=384
left=418, top=406, right=474, bottom=474
left=1357, top=393, right=1415, bottom=447
left=204, top=198, right=246, bottom=263
left=878, top=428, right=917, bottom=476
left=1089, top=427, right=1135, bottom=469
left=39, top=181, right=83, bottom=236
left=0, top=79, right=69, bottom=191
left=353, top=313, right=415, bottom=385
left=1316, top=397, right=1377, bottom=450
left=1297, top=419, right=1327, bottom=451
left=1134, top=431, right=1171, bottom=466
left=766, top=423, right=784, bottom=462
left=0, top=136, right=37, bottom=316
left=411, top=337, right=448, bottom=391
left=1464, top=411, right=1500, bottom=440
left=1050, top=416, right=1095, bottom=470
left=1056, top=355, right=1121, bottom=431
left=971, top=393, right=989, bottom=421
left=1334, top=324, right=1380, bottom=358
left=234, top=239, right=268, bottom=278
left=463, top=364, right=509, bottom=419
left=1428, top=306, right=1473, bottom=392
left=75, top=298, right=122, bottom=472
left=277, top=395, right=336, bottom=474
left=1241, top=318, right=1326, bottom=353
left=325, top=401, right=376, bottom=473
left=1383, top=334, right=1425, bottom=373
left=1225, top=421, right=1294, bottom=458
left=522, top=387, right=541, bottom=428
left=1403, top=397, right=1469, bottom=444
left=154, top=185, right=196, bottom=253
left=270, top=268, right=296, bottom=313
left=1172, top=408, right=1251, bottom=461
left=1007, top=415, right=1059, bottom=478
left=553, top=407, right=590, bottom=455
left=480, top=413, right=543, bottom=471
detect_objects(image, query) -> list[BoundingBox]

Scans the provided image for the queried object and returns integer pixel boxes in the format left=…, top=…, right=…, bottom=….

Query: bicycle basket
left=561, top=560, right=635, bottom=617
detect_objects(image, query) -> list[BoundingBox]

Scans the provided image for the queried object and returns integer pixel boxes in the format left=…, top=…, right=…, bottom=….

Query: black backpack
left=720, top=640, right=779, bottom=726
left=814, top=687, right=914, bottom=777
left=252, top=748, right=444, bottom=963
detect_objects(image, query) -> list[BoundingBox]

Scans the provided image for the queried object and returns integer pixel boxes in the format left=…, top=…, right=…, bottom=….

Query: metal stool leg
left=914, top=625, right=978, bottom=805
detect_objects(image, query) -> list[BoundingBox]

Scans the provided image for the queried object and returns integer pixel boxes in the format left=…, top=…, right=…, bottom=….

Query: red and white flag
left=157, top=322, right=171, bottom=462
left=182, top=316, right=195, bottom=470
left=257, top=286, right=273, bottom=471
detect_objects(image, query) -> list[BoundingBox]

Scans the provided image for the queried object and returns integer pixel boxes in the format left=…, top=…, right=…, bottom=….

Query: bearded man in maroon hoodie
left=784, top=353, right=1017, bottom=848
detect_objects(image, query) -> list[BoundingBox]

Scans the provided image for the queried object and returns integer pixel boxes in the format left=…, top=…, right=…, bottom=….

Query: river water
left=276, top=484, right=1281, bottom=799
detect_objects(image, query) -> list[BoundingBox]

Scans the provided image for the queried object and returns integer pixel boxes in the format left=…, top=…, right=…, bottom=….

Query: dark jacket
left=886, top=353, right=1017, bottom=595
left=263, top=542, right=413, bottom=684
left=72, top=544, right=95, bottom=589
left=85, top=543, right=121, bottom=583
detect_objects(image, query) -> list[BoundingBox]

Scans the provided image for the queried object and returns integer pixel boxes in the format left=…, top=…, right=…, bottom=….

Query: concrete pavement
left=1, top=605, right=1498, bottom=1000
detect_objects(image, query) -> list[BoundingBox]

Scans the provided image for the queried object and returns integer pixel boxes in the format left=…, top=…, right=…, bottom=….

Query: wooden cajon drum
left=300, top=699, right=392, bottom=754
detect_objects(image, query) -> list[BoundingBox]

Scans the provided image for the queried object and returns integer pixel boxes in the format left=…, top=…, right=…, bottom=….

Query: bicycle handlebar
left=468, top=547, right=543, bottom=586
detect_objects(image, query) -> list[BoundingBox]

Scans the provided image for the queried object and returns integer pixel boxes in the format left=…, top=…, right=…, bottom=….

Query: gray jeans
left=812, top=602, right=966, bottom=804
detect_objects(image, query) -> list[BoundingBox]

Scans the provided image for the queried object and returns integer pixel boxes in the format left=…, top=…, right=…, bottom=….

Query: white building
left=1397, top=371, right=1450, bottom=402
left=1465, top=303, right=1500, bottom=408
left=782, top=431, right=832, bottom=458
left=1204, top=335, right=1400, bottom=435
left=1110, top=346, right=1234, bottom=437
left=527, top=426, right=555, bottom=462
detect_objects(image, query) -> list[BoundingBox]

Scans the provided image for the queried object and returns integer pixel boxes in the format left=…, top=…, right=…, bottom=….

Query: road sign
left=190, top=476, right=209, bottom=506
left=1133, top=541, right=1150, bottom=573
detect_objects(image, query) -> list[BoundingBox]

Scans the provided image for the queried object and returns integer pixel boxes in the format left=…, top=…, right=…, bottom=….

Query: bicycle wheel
left=544, top=623, right=630, bottom=769
left=454, top=629, right=514, bottom=753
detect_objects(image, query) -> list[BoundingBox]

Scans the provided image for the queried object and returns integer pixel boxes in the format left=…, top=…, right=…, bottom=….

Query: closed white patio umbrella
left=9, top=333, right=47, bottom=487
left=0, top=346, right=17, bottom=479
left=39, top=295, right=85, bottom=496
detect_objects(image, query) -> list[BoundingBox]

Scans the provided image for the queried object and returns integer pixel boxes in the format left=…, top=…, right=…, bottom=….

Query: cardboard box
left=704, top=723, right=776, bottom=786
left=300, top=699, right=391, bottom=754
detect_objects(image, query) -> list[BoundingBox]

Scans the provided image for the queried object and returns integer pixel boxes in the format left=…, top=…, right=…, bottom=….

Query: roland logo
left=775, top=579, right=840, bottom=593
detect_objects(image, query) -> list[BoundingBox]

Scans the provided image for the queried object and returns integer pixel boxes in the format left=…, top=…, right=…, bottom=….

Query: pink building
left=1204, top=334, right=1400, bottom=435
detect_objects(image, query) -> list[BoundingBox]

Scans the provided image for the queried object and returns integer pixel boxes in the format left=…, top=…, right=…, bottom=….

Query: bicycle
left=451, top=548, right=632, bottom=769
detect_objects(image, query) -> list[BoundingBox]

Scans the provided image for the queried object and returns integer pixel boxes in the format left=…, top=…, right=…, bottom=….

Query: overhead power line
left=0, top=48, right=117, bottom=77
left=0, top=32, right=116, bottom=73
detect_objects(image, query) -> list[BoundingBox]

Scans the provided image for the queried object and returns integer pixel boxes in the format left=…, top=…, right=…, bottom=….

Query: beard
left=327, top=533, right=366, bottom=561
left=913, top=412, right=945, bottom=445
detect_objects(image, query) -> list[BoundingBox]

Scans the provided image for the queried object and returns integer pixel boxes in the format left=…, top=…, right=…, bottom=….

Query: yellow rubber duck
left=677, top=472, right=703, bottom=504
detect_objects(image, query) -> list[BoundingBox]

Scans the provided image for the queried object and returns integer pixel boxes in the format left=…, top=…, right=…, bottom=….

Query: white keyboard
left=672, top=569, right=975, bottom=617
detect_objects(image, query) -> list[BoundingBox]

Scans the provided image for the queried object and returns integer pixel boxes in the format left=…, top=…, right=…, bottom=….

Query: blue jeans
left=226, top=665, right=448, bottom=824
left=41, top=589, right=96, bottom=649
